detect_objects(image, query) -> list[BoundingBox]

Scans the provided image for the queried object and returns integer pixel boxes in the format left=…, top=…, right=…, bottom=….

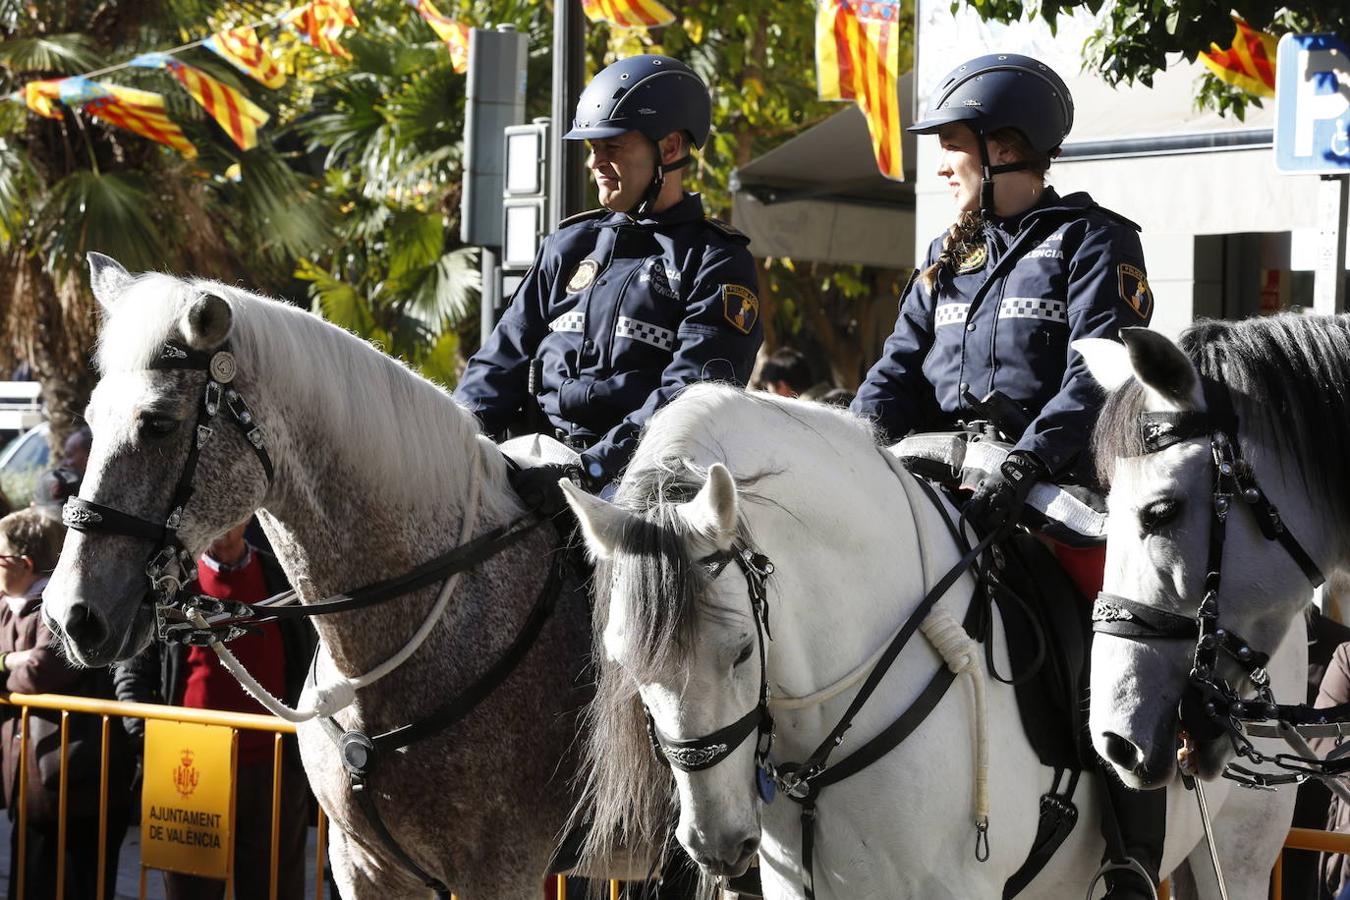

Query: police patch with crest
left=566, top=259, right=600, bottom=294
left=1118, top=263, right=1153, bottom=320
left=957, top=243, right=988, bottom=274
left=722, top=284, right=759, bottom=335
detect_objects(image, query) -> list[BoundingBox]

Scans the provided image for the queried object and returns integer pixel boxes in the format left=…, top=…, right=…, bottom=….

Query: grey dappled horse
left=40, top=256, right=628, bottom=898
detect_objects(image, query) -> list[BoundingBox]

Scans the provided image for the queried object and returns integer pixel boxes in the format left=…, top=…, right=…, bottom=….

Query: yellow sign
left=141, top=720, right=236, bottom=879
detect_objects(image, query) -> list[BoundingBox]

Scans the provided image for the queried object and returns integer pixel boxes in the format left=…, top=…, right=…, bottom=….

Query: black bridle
left=645, top=544, right=778, bottom=799
left=644, top=476, right=992, bottom=900
left=61, top=339, right=275, bottom=642
left=59, top=332, right=578, bottom=898
left=1090, top=376, right=1335, bottom=783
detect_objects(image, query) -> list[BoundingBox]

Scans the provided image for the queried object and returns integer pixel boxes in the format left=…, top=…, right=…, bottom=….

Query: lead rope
left=920, top=607, right=991, bottom=857
left=191, top=444, right=486, bottom=723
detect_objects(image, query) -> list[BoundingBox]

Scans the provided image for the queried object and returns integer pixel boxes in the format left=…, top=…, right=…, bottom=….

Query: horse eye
left=1140, top=498, right=1182, bottom=534
left=733, top=643, right=753, bottom=667
left=138, top=414, right=179, bottom=437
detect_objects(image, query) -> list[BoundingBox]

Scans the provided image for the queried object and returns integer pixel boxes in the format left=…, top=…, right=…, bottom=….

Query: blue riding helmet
left=564, top=55, right=712, bottom=149
left=909, top=53, right=1074, bottom=156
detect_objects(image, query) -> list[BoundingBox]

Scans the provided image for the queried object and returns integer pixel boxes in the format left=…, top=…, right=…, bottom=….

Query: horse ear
left=676, top=463, right=738, bottom=552
left=560, top=479, right=635, bottom=561
left=181, top=292, right=234, bottom=350
left=1072, top=338, right=1134, bottom=392
left=1119, top=327, right=1204, bottom=410
left=88, top=253, right=133, bottom=311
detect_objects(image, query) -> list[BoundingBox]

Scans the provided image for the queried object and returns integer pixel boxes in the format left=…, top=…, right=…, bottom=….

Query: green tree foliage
left=2, top=0, right=916, bottom=426
left=960, top=0, right=1347, bottom=120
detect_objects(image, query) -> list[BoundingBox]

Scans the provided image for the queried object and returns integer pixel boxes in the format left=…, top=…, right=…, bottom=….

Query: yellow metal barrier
left=0, top=692, right=627, bottom=900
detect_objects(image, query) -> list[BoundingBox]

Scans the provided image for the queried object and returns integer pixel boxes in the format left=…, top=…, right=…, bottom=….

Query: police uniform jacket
left=457, top=193, right=763, bottom=483
left=852, top=189, right=1152, bottom=481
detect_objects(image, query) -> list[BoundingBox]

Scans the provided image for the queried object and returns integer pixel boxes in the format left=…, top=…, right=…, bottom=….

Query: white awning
left=730, top=79, right=918, bottom=268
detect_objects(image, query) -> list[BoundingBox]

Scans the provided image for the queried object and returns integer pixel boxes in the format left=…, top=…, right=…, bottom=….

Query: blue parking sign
left=1275, top=32, right=1350, bottom=174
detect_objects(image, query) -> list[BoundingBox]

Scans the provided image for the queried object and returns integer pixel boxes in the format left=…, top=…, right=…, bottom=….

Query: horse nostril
left=63, top=602, right=106, bottom=649
left=1102, top=731, right=1143, bottom=772
left=738, top=837, right=759, bottom=863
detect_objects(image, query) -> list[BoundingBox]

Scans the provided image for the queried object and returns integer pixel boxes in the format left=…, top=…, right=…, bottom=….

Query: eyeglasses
left=0, top=555, right=25, bottom=566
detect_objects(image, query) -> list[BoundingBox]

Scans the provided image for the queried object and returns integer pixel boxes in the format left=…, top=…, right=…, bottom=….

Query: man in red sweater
left=115, top=522, right=314, bottom=900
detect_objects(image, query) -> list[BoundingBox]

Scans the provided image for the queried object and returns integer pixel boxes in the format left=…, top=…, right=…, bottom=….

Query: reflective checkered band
left=615, top=316, right=675, bottom=351
left=999, top=298, right=1067, bottom=323
left=548, top=312, right=585, bottom=333
left=935, top=303, right=971, bottom=328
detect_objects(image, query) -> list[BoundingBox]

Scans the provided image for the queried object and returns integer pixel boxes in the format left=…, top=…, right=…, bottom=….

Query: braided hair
left=919, top=127, right=1052, bottom=295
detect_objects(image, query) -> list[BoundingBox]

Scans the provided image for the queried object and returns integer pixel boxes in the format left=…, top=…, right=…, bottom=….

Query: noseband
left=61, top=339, right=275, bottom=642
left=1090, top=376, right=1326, bottom=753
left=645, top=544, right=780, bottom=801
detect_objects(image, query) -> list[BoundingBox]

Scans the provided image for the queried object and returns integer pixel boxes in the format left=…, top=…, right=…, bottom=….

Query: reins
left=643, top=458, right=996, bottom=900
left=63, top=333, right=577, bottom=896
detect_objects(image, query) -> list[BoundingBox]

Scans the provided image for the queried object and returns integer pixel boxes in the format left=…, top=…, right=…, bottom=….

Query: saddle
left=892, top=436, right=1098, bottom=898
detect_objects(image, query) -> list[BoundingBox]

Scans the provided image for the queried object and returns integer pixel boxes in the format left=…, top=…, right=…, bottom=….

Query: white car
left=0, top=422, right=51, bottom=508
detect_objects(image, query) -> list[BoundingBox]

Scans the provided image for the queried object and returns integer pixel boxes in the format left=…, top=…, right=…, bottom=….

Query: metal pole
left=1313, top=173, right=1348, bottom=314
left=550, top=0, right=587, bottom=229
left=480, top=246, right=501, bottom=346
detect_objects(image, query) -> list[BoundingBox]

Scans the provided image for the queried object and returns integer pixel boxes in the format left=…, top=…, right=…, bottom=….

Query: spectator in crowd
left=114, top=520, right=315, bottom=900
left=29, top=467, right=80, bottom=523
left=1309, top=624, right=1350, bottom=900
left=0, top=507, right=132, bottom=900
left=0, top=487, right=10, bottom=518
left=755, top=347, right=831, bottom=400
left=59, top=426, right=92, bottom=478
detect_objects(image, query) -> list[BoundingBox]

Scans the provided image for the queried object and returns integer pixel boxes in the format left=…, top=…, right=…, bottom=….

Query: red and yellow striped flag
left=59, top=77, right=197, bottom=158
left=24, top=79, right=65, bottom=119
left=816, top=0, right=904, bottom=180
left=407, top=0, right=470, bottom=74
left=581, top=0, right=675, bottom=29
left=1199, top=15, right=1277, bottom=98
left=131, top=53, right=269, bottom=151
left=287, top=0, right=360, bottom=61
left=205, top=25, right=286, bottom=89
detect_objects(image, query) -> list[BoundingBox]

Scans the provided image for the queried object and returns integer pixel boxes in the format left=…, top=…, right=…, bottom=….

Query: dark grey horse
left=41, top=255, right=631, bottom=898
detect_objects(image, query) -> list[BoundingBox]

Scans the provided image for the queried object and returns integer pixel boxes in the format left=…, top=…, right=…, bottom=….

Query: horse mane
left=1092, top=314, right=1350, bottom=521
left=574, top=384, right=875, bottom=872
left=93, top=273, right=510, bottom=510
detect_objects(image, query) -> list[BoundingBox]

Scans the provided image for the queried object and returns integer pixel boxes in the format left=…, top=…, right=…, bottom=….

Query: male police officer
left=457, top=55, right=763, bottom=501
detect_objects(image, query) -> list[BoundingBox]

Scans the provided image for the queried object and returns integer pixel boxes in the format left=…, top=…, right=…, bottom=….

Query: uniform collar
left=603, top=192, right=705, bottom=228
left=988, top=187, right=1100, bottom=235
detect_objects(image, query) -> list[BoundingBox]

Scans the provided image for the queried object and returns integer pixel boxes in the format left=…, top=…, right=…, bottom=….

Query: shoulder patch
left=556, top=208, right=610, bottom=230
left=1118, top=263, right=1153, bottom=320
left=702, top=216, right=750, bottom=244
left=722, top=284, right=759, bottom=334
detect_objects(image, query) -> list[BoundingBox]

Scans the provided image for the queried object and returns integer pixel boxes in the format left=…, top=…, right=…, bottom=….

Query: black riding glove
left=965, top=450, right=1047, bottom=535
left=512, top=461, right=584, bottom=515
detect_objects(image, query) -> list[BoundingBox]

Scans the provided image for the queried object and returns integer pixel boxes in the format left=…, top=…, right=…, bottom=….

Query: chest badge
left=1118, top=263, right=1153, bottom=320
left=566, top=259, right=601, bottom=294
left=722, top=284, right=760, bottom=335
left=957, top=244, right=988, bottom=275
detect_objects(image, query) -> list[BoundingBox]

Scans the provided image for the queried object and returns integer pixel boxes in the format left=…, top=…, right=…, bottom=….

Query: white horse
left=562, top=383, right=1298, bottom=900
left=1080, top=319, right=1346, bottom=793
left=39, top=255, right=630, bottom=899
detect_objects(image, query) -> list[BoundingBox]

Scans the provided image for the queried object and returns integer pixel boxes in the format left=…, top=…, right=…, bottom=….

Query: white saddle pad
left=498, top=433, right=582, bottom=470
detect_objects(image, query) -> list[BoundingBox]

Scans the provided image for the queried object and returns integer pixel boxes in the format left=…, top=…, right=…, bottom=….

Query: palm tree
left=0, top=0, right=333, bottom=450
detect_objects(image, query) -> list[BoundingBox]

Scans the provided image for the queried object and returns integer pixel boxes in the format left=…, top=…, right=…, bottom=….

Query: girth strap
left=782, top=476, right=988, bottom=900
left=313, top=538, right=571, bottom=892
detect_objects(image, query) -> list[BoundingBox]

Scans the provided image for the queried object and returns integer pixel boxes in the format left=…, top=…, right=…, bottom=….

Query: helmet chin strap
left=976, top=132, right=1030, bottom=216
left=632, top=138, right=692, bottom=217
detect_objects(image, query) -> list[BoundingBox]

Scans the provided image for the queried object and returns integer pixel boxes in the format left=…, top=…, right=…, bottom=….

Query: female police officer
left=457, top=55, right=762, bottom=503
left=851, top=55, right=1161, bottom=899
